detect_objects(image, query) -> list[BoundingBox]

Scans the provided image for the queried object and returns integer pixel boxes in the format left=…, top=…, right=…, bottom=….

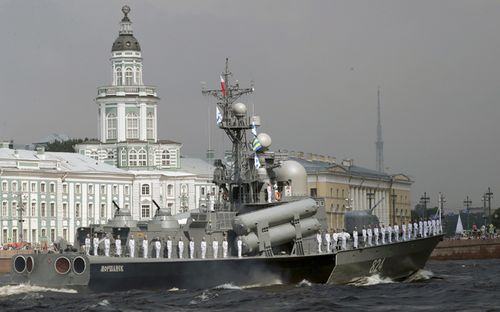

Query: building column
left=140, top=102, right=147, bottom=141
left=117, top=103, right=126, bottom=141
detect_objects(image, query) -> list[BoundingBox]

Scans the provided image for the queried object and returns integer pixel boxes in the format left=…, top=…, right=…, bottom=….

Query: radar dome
left=232, top=102, right=247, bottom=117
left=257, top=133, right=272, bottom=148
left=274, top=160, right=307, bottom=196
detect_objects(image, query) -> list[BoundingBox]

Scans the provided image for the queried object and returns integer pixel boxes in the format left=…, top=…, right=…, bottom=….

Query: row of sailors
left=316, top=218, right=443, bottom=252
left=84, top=234, right=244, bottom=259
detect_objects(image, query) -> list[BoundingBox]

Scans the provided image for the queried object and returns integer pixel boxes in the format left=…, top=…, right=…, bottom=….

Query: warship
left=10, top=60, right=442, bottom=291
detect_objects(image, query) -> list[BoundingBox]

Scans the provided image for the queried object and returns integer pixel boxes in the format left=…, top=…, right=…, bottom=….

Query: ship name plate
left=100, top=265, right=124, bottom=273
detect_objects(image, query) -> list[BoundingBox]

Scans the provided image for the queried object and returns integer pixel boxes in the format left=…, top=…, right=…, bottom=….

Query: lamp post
left=464, top=196, right=472, bottom=231
left=420, top=192, right=430, bottom=219
left=390, top=191, right=397, bottom=225
left=16, top=193, right=27, bottom=243
left=485, top=187, right=493, bottom=225
left=482, top=194, right=487, bottom=226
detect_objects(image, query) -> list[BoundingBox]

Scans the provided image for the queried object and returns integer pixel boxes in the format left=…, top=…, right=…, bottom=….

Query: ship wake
left=404, top=269, right=434, bottom=282
left=0, top=284, right=77, bottom=297
left=348, top=274, right=395, bottom=287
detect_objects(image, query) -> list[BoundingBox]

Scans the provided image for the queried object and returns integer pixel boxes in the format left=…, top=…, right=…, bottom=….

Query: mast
left=376, top=87, right=384, bottom=173
left=202, top=59, right=255, bottom=209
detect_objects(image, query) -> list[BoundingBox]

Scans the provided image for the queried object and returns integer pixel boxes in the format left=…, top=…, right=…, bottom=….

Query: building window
left=31, top=229, right=37, bottom=243
left=129, top=150, right=138, bottom=166
left=124, top=185, right=129, bottom=196
left=125, top=68, right=133, bottom=85
left=10, top=201, right=17, bottom=217
left=146, top=112, right=155, bottom=139
left=50, top=229, right=55, bottom=242
left=201, top=187, right=205, bottom=196
left=106, top=113, right=117, bottom=140
left=141, top=184, right=150, bottom=195
left=62, top=183, right=68, bottom=194
left=12, top=229, right=17, bottom=242
left=310, top=188, right=317, bottom=198
left=1, top=181, right=7, bottom=192
left=88, top=203, right=93, bottom=218
left=41, top=229, right=46, bottom=240
left=63, top=229, right=67, bottom=241
left=75, top=184, right=81, bottom=194
left=88, top=184, right=94, bottom=194
left=62, top=202, right=67, bottom=219
left=113, top=185, right=118, bottom=195
left=40, top=182, right=46, bottom=193
left=161, top=150, right=170, bottom=166
left=141, top=204, right=150, bottom=218
left=30, top=182, right=36, bottom=192
left=41, top=202, right=46, bottom=217
left=31, top=202, right=36, bottom=217
left=12, top=181, right=18, bottom=192
left=126, top=113, right=139, bottom=139
left=50, top=202, right=55, bottom=217
left=167, top=184, right=173, bottom=197
left=100, top=203, right=106, bottom=218
left=116, top=67, right=122, bottom=86
left=49, top=182, right=55, bottom=193
left=1, top=201, right=6, bottom=217
left=120, top=149, right=127, bottom=166
left=100, top=185, right=106, bottom=195
left=108, top=150, right=115, bottom=160
left=138, top=149, right=147, bottom=166
left=2, top=229, right=7, bottom=244
left=22, top=182, right=28, bottom=192
left=75, top=203, right=81, bottom=218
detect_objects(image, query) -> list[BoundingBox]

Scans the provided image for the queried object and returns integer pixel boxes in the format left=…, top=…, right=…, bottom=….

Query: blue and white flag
left=252, top=137, right=262, bottom=152
left=254, top=154, right=261, bottom=169
left=216, top=107, right=223, bottom=126
left=251, top=121, right=257, bottom=137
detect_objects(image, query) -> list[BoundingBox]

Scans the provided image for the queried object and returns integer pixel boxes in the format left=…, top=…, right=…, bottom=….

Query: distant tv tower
left=376, top=87, right=384, bottom=173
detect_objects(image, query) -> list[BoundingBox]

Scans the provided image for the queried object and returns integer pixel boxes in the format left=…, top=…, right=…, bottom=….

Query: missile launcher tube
left=240, top=217, right=321, bottom=253
left=233, top=198, right=317, bottom=235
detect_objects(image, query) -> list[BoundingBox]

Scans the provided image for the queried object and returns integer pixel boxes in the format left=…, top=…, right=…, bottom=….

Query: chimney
left=342, top=158, right=353, bottom=167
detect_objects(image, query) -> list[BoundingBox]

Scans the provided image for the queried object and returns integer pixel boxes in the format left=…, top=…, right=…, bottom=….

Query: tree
left=44, top=138, right=97, bottom=153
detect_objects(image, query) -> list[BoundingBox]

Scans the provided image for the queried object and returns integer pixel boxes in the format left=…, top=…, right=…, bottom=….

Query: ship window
left=141, top=184, right=150, bottom=195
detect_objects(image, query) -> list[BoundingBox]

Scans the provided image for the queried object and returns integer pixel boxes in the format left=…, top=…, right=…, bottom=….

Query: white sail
left=455, top=214, right=464, bottom=235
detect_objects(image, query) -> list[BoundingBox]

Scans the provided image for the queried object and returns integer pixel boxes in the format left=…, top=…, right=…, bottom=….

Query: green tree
left=44, top=138, right=96, bottom=153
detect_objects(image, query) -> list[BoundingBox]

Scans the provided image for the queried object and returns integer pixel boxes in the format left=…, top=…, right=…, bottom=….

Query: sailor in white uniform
left=394, top=224, right=400, bottom=242
left=380, top=224, right=386, bottom=245
left=84, top=234, right=91, bottom=256
left=432, top=219, right=437, bottom=235
left=154, top=237, right=161, bottom=259
left=374, top=226, right=380, bottom=246
left=166, top=236, right=173, bottom=259
left=189, top=238, right=195, bottom=259
left=222, top=236, right=229, bottom=258
left=419, top=219, right=423, bottom=237
left=128, top=235, right=135, bottom=257
left=237, top=236, right=243, bottom=258
left=142, top=235, right=149, bottom=259
left=316, top=231, right=322, bottom=253
left=93, top=233, right=99, bottom=256
left=387, top=224, right=393, bottom=243
left=266, top=183, right=273, bottom=203
left=353, top=227, right=359, bottom=249
left=201, top=237, right=207, bottom=259
left=428, top=219, right=433, bottom=236
left=407, top=221, right=413, bottom=240
left=212, top=239, right=219, bottom=259
left=104, top=235, right=111, bottom=257
left=115, top=235, right=122, bottom=257
left=325, top=231, right=331, bottom=253
left=402, top=222, right=407, bottom=241
left=437, top=219, right=442, bottom=234
left=362, top=226, right=367, bottom=247
left=341, top=230, right=350, bottom=250
left=178, top=238, right=184, bottom=259
left=332, top=231, right=339, bottom=251
left=367, top=225, right=373, bottom=246
left=423, top=219, right=428, bottom=238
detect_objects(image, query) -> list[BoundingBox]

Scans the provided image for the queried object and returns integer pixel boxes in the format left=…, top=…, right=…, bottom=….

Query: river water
left=0, top=259, right=498, bottom=311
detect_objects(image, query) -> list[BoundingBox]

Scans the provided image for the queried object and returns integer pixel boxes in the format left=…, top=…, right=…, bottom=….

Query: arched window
left=146, top=112, right=155, bottom=139
left=90, top=151, right=98, bottom=160
left=116, top=68, right=122, bottom=86
left=141, top=184, right=150, bottom=195
left=126, top=113, right=139, bottom=139
left=106, top=113, right=117, bottom=140
left=125, top=68, right=133, bottom=85
left=129, top=149, right=138, bottom=166
left=107, top=150, right=116, bottom=159
left=138, top=149, right=147, bottom=166
left=167, top=184, right=173, bottom=197
left=162, top=150, right=170, bottom=166
left=120, top=149, right=127, bottom=166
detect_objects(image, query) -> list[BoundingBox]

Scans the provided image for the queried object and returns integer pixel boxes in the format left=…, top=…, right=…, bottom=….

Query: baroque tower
left=77, top=6, right=181, bottom=170
left=376, top=88, right=384, bottom=173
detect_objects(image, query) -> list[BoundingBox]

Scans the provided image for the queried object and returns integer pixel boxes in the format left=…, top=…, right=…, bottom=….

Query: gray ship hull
left=11, top=235, right=441, bottom=291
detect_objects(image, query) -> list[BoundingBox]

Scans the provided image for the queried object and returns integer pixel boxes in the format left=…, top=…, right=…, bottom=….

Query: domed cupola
left=112, top=5, right=141, bottom=52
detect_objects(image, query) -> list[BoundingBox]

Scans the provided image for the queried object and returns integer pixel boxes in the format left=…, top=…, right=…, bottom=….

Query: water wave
left=296, top=279, right=312, bottom=287
left=404, top=269, right=434, bottom=282
left=348, top=274, right=395, bottom=287
left=0, top=284, right=77, bottom=297
left=215, top=283, right=242, bottom=290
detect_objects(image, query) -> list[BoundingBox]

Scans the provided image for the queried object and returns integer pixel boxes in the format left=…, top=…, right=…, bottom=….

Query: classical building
left=76, top=6, right=181, bottom=170
left=290, top=152, right=413, bottom=231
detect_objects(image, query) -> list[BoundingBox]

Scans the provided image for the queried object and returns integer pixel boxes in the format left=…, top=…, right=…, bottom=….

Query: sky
left=0, top=0, right=499, bottom=212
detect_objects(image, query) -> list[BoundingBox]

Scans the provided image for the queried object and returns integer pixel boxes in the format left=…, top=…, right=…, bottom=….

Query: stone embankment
left=431, top=238, right=500, bottom=260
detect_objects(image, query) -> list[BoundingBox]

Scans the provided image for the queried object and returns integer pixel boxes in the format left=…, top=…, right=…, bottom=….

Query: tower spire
left=376, top=87, right=384, bottom=173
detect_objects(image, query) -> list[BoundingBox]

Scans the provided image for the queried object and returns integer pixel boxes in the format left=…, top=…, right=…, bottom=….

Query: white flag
left=254, top=154, right=261, bottom=169
left=216, top=107, right=223, bottom=126
left=251, top=121, right=257, bottom=137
